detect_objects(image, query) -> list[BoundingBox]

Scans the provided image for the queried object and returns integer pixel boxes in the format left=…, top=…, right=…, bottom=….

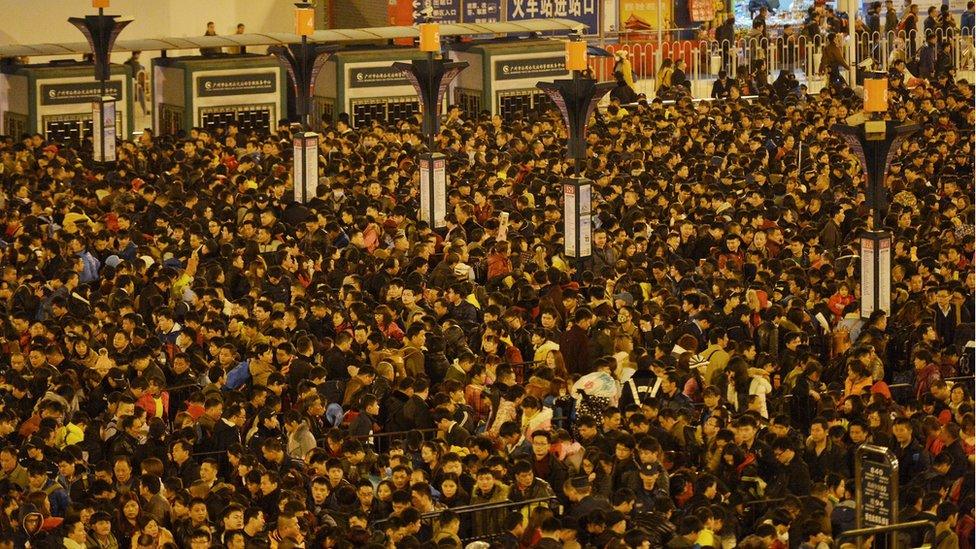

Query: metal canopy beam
left=0, top=18, right=582, bottom=58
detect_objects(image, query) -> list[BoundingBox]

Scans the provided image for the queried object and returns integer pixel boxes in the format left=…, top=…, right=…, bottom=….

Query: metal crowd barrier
left=833, top=519, right=934, bottom=549
left=593, top=28, right=974, bottom=99
left=372, top=496, right=559, bottom=542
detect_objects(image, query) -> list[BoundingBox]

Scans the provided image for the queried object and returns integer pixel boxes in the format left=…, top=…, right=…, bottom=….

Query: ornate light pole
left=393, top=6, right=468, bottom=228
left=536, top=32, right=613, bottom=276
left=833, top=72, right=918, bottom=318
left=270, top=2, right=335, bottom=203
left=68, top=0, right=131, bottom=163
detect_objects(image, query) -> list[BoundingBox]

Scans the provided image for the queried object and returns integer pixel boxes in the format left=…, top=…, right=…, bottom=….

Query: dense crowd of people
left=0, top=49, right=972, bottom=549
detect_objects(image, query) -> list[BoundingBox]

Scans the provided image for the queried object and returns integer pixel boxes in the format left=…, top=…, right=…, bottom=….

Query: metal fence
left=592, top=28, right=975, bottom=98
left=372, top=496, right=560, bottom=543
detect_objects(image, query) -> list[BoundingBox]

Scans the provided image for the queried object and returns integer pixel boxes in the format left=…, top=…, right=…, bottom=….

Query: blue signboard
left=505, top=0, right=599, bottom=34
left=463, top=0, right=501, bottom=22
left=424, top=0, right=462, bottom=22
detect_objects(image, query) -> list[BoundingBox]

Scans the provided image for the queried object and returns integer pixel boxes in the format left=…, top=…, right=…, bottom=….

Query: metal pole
left=301, top=35, right=309, bottom=129
left=657, top=0, right=664, bottom=70
left=574, top=178, right=581, bottom=279
left=427, top=50, right=435, bottom=152
left=300, top=135, right=307, bottom=203
left=848, top=0, right=857, bottom=85
left=98, top=6, right=106, bottom=158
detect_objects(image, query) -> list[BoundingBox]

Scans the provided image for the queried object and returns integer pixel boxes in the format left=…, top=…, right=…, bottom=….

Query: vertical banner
left=420, top=153, right=447, bottom=228
left=293, top=132, right=319, bottom=203
left=579, top=181, right=592, bottom=257
left=860, top=236, right=876, bottom=319
left=563, top=178, right=592, bottom=258
left=877, top=235, right=891, bottom=314
left=564, top=182, right=577, bottom=257
left=507, top=0, right=600, bottom=34
left=92, top=96, right=116, bottom=163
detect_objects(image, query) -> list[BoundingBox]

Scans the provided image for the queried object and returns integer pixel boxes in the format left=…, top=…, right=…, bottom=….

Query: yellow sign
left=419, top=22, right=440, bottom=52
left=863, top=78, right=888, bottom=113
left=566, top=40, right=587, bottom=70
left=295, top=7, right=315, bottom=36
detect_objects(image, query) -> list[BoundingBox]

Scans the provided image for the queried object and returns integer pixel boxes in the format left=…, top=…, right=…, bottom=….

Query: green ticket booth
left=313, top=48, right=429, bottom=128
left=0, top=62, right=133, bottom=143
left=451, top=39, right=568, bottom=118
left=152, top=55, right=286, bottom=136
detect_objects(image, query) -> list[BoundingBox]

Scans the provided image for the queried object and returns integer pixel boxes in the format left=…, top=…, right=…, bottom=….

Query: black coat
left=767, top=455, right=812, bottom=498
left=401, top=395, right=435, bottom=431
left=213, top=419, right=242, bottom=476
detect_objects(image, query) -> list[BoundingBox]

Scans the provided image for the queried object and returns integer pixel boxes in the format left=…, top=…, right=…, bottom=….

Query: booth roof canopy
left=0, top=18, right=583, bottom=58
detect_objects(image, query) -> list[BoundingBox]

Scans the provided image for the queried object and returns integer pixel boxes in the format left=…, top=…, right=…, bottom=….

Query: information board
left=463, top=0, right=501, bottom=22
left=855, top=444, right=899, bottom=536
left=506, top=0, right=600, bottom=35
left=860, top=460, right=894, bottom=526
left=292, top=133, right=319, bottom=204
left=92, top=98, right=116, bottom=163
left=423, top=0, right=462, bottom=22
left=564, top=182, right=577, bottom=256
left=563, top=178, right=592, bottom=258
left=420, top=153, right=447, bottom=228
left=877, top=236, right=891, bottom=314
left=860, top=236, right=876, bottom=319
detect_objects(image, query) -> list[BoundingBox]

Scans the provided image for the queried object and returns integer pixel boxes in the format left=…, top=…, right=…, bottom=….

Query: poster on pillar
left=506, top=0, right=600, bottom=35
left=860, top=237, right=876, bottom=319
left=877, top=237, right=891, bottom=314
left=92, top=99, right=116, bottom=163
left=292, top=133, right=319, bottom=204
left=619, top=0, right=672, bottom=32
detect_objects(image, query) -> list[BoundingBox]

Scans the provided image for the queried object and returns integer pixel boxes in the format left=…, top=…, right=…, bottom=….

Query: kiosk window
left=42, top=114, right=93, bottom=145
left=454, top=88, right=481, bottom=119
left=158, top=104, right=185, bottom=136
left=351, top=97, right=419, bottom=128
left=497, top=91, right=534, bottom=119
left=533, top=91, right=556, bottom=115
left=314, top=98, right=336, bottom=126
left=498, top=90, right=555, bottom=119
left=199, top=104, right=274, bottom=135
left=3, top=112, right=27, bottom=139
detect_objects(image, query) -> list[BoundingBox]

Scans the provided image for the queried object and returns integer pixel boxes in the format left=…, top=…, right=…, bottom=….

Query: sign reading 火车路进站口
left=196, top=74, right=277, bottom=97
left=495, top=57, right=568, bottom=81
left=506, top=0, right=600, bottom=34
left=349, top=67, right=411, bottom=88
left=40, top=81, right=123, bottom=106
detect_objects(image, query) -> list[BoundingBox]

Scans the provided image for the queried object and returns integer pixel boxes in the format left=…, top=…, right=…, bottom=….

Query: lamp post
left=393, top=8, right=468, bottom=229
left=69, top=0, right=131, bottom=163
left=537, top=32, right=614, bottom=277
left=270, top=2, right=335, bottom=203
left=833, top=72, right=918, bottom=320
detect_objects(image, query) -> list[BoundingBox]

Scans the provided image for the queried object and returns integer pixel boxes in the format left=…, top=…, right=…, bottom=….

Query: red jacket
left=136, top=391, right=170, bottom=420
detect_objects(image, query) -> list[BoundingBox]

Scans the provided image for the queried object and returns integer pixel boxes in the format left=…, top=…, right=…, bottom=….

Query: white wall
left=0, top=1, right=294, bottom=51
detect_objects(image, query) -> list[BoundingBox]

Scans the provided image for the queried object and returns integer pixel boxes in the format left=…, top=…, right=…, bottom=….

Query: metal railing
left=373, top=496, right=559, bottom=542
left=833, top=519, right=934, bottom=549
left=592, top=28, right=974, bottom=99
